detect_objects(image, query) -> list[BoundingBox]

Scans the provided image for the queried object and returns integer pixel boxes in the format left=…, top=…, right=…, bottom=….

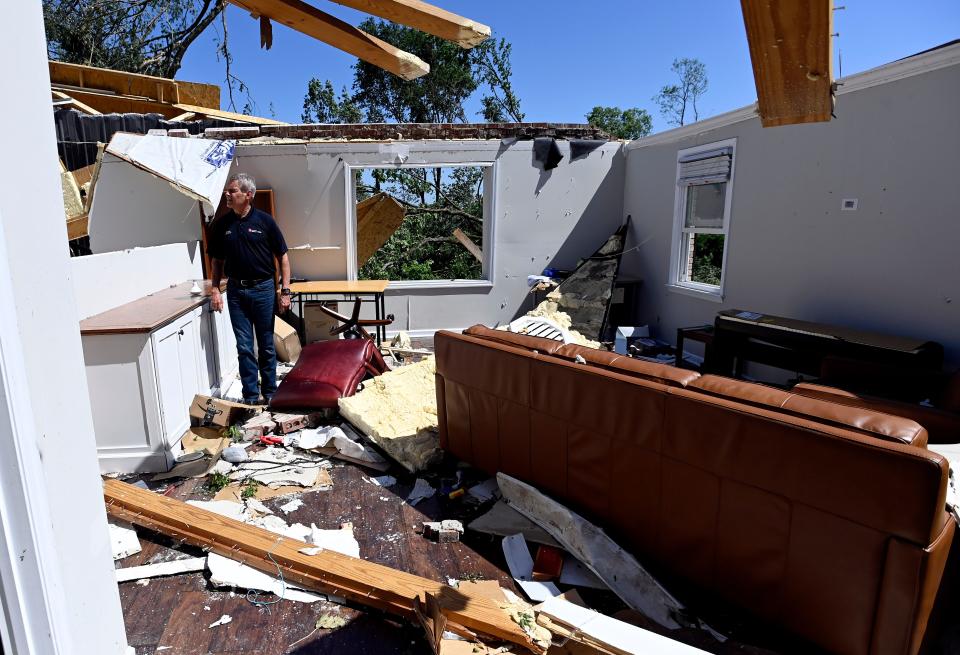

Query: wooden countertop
left=288, top=280, right=389, bottom=294
left=80, top=281, right=218, bottom=336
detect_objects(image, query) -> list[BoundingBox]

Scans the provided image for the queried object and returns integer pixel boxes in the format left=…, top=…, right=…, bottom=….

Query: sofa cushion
left=690, top=375, right=929, bottom=448
left=270, top=339, right=388, bottom=410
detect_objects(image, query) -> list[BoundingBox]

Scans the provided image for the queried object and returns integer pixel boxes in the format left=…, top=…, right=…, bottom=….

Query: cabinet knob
left=178, top=329, right=185, bottom=337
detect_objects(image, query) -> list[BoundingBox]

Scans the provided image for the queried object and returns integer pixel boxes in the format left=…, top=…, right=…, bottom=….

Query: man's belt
left=230, top=277, right=272, bottom=287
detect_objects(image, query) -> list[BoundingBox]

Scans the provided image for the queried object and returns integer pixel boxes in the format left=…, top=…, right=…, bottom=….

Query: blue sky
left=176, top=1, right=959, bottom=133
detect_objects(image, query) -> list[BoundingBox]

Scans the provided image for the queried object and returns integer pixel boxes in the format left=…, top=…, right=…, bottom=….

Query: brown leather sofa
left=434, top=326, right=956, bottom=655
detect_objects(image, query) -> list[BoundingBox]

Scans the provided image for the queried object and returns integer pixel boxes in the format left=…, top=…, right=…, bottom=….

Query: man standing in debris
left=208, top=173, right=291, bottom=405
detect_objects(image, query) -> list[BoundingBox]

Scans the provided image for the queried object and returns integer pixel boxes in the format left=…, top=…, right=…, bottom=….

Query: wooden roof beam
left=229, top=0, right=429, bottom=80
left=741, top=0, right=834, bottom=127
left=330, top=0, right=490, bottom=48
left=49, top=60, right=220, bottom=109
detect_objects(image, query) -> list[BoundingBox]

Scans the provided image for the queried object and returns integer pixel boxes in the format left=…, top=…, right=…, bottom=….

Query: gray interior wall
left=621, top=60, right=960, bottom=367
left=235, top=139, right=625, bottom=332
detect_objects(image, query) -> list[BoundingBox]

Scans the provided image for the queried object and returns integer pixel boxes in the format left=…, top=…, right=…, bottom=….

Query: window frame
left=667, top=137, right=737, bottom=302
left=343, top=161, right=497, bottom=290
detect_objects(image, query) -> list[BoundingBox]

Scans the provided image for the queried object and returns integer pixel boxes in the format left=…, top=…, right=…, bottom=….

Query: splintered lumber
left=330, top=0, right=490, bottom=48
left=103, top=479, right=544, bottom=653
left=740, top=0, right=833, bottom=127
left=452, top=227, right=482, bottom=262
left=228, top=0, right=429, bottom=80
left=356, top=192, right=405, bottom=266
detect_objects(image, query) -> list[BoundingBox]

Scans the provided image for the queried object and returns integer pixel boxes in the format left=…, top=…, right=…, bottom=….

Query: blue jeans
left=227, top=279, right=277, bottom=403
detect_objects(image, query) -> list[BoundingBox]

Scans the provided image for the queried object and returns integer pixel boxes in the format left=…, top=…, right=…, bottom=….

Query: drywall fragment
left=537, top=596, right=709, bottom=654
left=245, top=498, right=272, bottom=515
left=406, top=478, right=435, bottom=506
left=115, top=556, right=207, bottom=583
left=229, top=447, right=322, bottom=487
left=501, top=534, right=560, bottom=602
left=186, top=499, right=248, bottom=522
left=467, top=500, right=560, bottom=548
left=559, top=554, right=607, bottom=590
left=207, top=553, right=324, bottom=603
left=367, top=475, right=397, bottom=487
left=279, top=498, right=303, bottom=514
left=108, top=520, right=142, bottom=560
left=307, top=523, right=360, bottom=558
left=467, top=478, right=499, bottom=503
left=222, top=445, right=249, bottom=463
left=293, top=425, right=386, bottom=468
left=498, top=474, right=723, bottom=638
left=338, top=357, right=440, bottom=472
left=208, top=614, right=233, bottom=628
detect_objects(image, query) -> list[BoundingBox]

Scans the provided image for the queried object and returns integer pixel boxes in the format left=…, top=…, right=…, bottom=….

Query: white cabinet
left=81, top=282, right=235, bottom=473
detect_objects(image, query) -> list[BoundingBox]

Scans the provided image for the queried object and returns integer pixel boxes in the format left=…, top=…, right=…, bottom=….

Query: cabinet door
left=198, top=304, right=218, bottom=394
left=177, top=313, right=201, bottom=427
left=153, top=319, right=189, bottom=444
left=214, top=292, right=238, bottom=388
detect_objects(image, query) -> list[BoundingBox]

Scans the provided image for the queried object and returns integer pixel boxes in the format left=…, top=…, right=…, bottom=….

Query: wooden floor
left=117, top=458, right=523, bottom=655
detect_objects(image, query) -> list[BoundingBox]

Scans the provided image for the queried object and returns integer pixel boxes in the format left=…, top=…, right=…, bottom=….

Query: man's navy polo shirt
left=207, top=208, right=288, bottom=280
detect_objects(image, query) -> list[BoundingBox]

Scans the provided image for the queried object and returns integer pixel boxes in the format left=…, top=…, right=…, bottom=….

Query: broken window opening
left=351, top=165, right=492, bottom=283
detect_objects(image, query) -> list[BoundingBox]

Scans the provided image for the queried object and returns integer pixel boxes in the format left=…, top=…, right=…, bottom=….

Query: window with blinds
left=669, top=139, right=736, bottom=298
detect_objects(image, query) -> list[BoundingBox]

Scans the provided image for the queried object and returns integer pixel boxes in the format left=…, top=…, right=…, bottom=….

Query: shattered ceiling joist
left=740, top=0, right=834, bottom=127
left=228, top=0, right=432, bottom=80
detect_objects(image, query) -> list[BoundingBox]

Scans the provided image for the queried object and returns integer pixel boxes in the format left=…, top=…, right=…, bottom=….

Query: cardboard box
left=303, top=302, right=342, bottom=343
left=274, top=315, right=302, bottom=363
left=189, top=394, right=255, bottom=428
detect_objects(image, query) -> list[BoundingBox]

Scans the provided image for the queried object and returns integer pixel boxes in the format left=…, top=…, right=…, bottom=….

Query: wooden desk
left=289, top=280, right=390, bottom=345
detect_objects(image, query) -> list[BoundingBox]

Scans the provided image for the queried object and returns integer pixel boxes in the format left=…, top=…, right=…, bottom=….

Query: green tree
left=43, top=0, right=226, bottom=78
left=585, top=106, right=652, bottom=139
left=653, top=58, right=708, bottom=127
left=304, top=21, right=522, bottom=281
left=302, top=80, right=363, bottom=123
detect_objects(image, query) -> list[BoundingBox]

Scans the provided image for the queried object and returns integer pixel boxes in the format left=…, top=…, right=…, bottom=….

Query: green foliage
left=224, top=424, right=243, bottom=442
left=358, top=167, right=484, bottom=281
left=475, top=39, right=524, bottom=122
left=42, top=0, right=225, bottom=78
left=653, top=58, right=709, bottom=126
left=240, top=479, right=258, bottom=500
left=691, top=234, right=724, bottom=285
left=205, top=471, right=230, bottom=493
left=586, top=106, right=652, bottom=139
left=302, top=80, right=363, bottom=123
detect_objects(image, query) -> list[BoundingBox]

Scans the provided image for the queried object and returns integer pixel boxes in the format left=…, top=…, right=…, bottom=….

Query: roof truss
left=330, top=0, right=490, bottom=48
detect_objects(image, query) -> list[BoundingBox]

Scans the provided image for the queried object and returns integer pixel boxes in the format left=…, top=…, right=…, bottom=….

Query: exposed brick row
left=200, top=122, right=611, bottom=142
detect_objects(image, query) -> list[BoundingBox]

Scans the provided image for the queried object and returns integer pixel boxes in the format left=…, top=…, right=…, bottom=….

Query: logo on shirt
left=247, top=228, right=263, bottom=234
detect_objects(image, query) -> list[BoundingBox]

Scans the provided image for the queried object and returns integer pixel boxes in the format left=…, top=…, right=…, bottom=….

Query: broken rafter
left=228, top=0, right=429, bottom=80
left=103, top=479, right=545, bottom=653
left=740, top=0, right=834, bottom=127
left=330, top=0, right=490, bottom=48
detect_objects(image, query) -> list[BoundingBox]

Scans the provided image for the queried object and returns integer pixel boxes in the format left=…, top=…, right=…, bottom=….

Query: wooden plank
left=50, top=87, right=183, bottom=118
left=330, top=0, right=490, bottom=48
left=51, top=89, right=101, bottom=115
left=227, top=0, right=429, bottom=80
left=49, top=60, right=220, bottom=109
left=289, top=279, right=389, bottom=294
left=452, top=227, right=482, bottom=263
left=171, top=103, right=287, bottom=125
left=175, top=80, right=220, bottom=110
left=70, top=162, right=98, bottom=191
left=356, top=192, right=405, bottom=266
left=740, top=0, right=833, bottom=127
left=66, top=214, right=89, bottom=240
left=170, top=111, right=197, bottom=122
left=59, top=159, right=84, bottom=219
left=50, top=60, right=181, bottom=103
left=103, top=479, right=545, bottom=653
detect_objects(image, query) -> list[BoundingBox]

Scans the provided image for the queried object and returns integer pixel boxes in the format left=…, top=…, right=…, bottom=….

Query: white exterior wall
left=72, top=242, right=203, bottom=319
left=622, top=49, right=960, bottom=366
left=235, top=139, right=625, bottom=332
left=0, top=2, right=130, bottom=653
